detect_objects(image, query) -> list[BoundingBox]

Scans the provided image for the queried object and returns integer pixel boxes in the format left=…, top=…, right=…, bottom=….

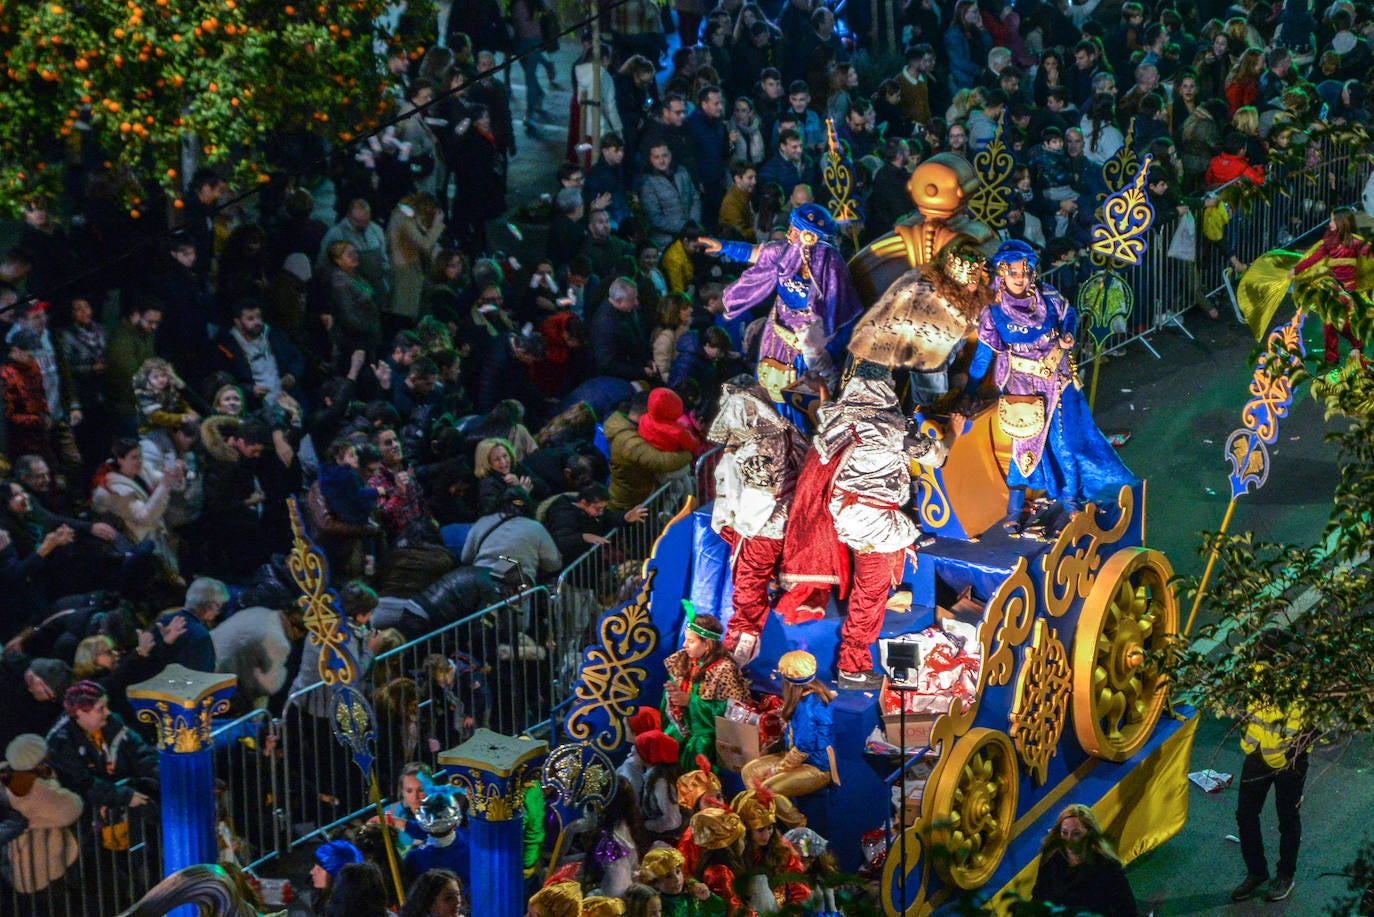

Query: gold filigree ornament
left=982, top=557, right=1038, bottom=687
left=968, top=118, right=1013, bottom=229
left=1009, top=619, right=1072, bottom=785
left=823, top=118, right=859, bottom=224
left=910, top=417, right=952, bottom=530
left=446, top=767, right=519, bottom=821
left=286, top=499, right=357, bottom=687
left=564, top=569, right=660, bottom=749
left=1089, top=154, right=1156, bottom=268
left=1040, top=484, right=1134, bottom=618
left=1071, top=548, right=1178, bottom=761
left=1099, top=118, right=1139, bottom=199
left=138, top=695, right=233, bottom=753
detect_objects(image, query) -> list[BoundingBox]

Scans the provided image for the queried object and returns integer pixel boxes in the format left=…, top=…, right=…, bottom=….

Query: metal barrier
left=2, top=787, right=163, bottom=917
left=211, top=708, right=282, bottom=870
left=694, top=445, right=724, bottom=505
left=1038, top=132, right=1366, bottom=360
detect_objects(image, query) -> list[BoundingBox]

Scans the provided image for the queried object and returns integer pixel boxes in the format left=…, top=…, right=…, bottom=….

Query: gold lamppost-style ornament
left=968, top=116, right=1013, bottom=229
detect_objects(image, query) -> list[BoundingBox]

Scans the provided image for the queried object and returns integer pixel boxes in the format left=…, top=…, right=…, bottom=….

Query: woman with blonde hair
left=473, top=437, right=540, bottom=515
left=73, top=635, right=119, bottom=680
left=1030, top=804, right=1138, bottom=916
left=1231, top=105, right=1265, bottom=164
left=945, top=86, right=984, bottom=126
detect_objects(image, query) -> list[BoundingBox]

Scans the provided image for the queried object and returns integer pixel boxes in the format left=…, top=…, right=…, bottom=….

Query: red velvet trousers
left=838, top=549, right=905, bottom=673
left=722, top=529, right=783, bottom=640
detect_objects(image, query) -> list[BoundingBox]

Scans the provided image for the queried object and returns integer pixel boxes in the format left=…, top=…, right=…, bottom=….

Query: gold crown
left=943, top=250, right=986, bottom=285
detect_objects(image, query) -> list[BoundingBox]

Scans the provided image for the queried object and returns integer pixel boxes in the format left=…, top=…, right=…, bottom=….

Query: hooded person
left=705, top=377, right=808, bottom=668
left=775, top=363, right=963, bottom=689
left=699, top=204, right=863, bottom=426
left=1, top=734, right=83, bottom=898
left=637, top=388, right=704, bottom=455
left=962, top=240, right=1136, bottom=535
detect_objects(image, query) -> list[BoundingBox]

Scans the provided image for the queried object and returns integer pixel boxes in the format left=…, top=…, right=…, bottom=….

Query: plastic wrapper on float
left=690, top=505, right=734, bottom=629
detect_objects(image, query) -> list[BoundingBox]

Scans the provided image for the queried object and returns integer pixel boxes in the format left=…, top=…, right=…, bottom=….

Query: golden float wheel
left=1071, top=547, right=1178, bottom=762
left=927, top=728, right=1019, bottom=889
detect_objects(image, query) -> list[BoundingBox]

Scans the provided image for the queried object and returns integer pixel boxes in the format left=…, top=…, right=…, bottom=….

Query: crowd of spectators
left=0, top=0, right=1367, bottom=913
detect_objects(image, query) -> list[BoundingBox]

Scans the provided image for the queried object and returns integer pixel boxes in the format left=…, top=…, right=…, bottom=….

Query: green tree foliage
left=0, top=0, right=433, bottom=214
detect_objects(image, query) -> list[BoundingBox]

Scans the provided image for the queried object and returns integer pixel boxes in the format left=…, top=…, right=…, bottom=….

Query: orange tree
left=0, top=0, right=434, bottom=215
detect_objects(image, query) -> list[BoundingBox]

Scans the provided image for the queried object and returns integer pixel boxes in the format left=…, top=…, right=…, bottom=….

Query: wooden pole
left=1184, top=497, right=1238, bottom=637
left=371, top=772, right=407, bottom=906
left=1088, top=352, right=1103, bottom=412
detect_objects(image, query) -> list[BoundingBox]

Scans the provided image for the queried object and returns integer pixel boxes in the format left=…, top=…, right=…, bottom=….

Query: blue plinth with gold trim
left=127, top=664, right=237, bottom=910
left=439, top=729, right=547, bottom=917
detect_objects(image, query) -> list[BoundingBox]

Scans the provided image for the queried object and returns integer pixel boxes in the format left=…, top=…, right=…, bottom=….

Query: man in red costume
left=777, top=362, right=960, bottom=689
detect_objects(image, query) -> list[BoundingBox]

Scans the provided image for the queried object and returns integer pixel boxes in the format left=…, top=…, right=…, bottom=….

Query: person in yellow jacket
left=1231, top=666, right=1309, bottom=903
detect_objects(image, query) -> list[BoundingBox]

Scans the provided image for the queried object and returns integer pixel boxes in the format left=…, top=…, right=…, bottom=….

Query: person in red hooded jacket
left=1205, top=133, right=1265, bottom=187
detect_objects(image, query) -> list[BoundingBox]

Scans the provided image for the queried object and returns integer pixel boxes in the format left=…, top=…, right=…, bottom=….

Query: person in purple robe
left=963, top=240, right=1136, bottom=535
left=701, top=204, right=862, bottom=426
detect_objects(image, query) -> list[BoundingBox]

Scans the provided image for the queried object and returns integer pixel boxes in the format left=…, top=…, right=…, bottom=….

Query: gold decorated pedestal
left=128, top=664, right=237, bottom=754
left=438, top=728, right=548, bottom=822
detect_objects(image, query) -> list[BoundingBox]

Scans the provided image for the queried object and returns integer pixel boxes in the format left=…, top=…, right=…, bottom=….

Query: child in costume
left=733, top=787, right=812, bottom=909
left=637, top=847, right=725, bottom=917
left=526, top=881, right=582, bottom=917
left=740, top=650, right=836, bottom=800
left=706, top=376, right=807, bottom=666
left=635, top=730, right=683, bottom=842
left=963, top=240, right=1136, bottom=534
left=701, top=204, right=863, bottom=426
left=662, top=612, right=752, bottom=768
left=584, top=776, right=646, bottom=899
left=1290, top=206, right=1372, bottom=363
left=403, top=781, right=471, bottom=886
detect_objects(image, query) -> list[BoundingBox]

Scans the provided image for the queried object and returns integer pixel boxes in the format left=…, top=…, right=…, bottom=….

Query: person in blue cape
left=700, top=204, right=862, bottom=427
left=963, top=240, right=1136, bottom=534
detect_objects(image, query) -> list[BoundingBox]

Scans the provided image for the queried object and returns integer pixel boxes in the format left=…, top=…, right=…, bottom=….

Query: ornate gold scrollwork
left=564, top=569, right=661, bottom=750
left=137, top=695, right=233, bottom=754
left=287, top=500, right=356, bottom=687
left=446, top=767, right=525, bottom=821
left=1090, top=154, right=1155, bottom=268
left=983, top=558, right=1037, bottom=687
left=968, top=120, right=1013, bottom=229
left=1009, top=620, right=1072, bottom=785
left=1040, top=484, right=1134, bottom=618
left=823, top=119, right=860, bottom=225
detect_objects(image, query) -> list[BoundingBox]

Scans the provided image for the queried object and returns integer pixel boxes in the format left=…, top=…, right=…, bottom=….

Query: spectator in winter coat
left=639, top=144, right=702, bottom=249
left=154, top=577, right=228, bottom=673
left=46, top=680, right=160, bottom=812
left=542, top=484, right=648, bottom=566
left=0, top=734, right=84, bottom=899
left=685, top=86, right=732, bottom=224
left=1206, top=133, right=1265, bottom=187
left=0, top=656, right=72, bottom=753
left=757, top=129, right=817, bottom=205
left=460, top=486, right=561, bottom=583
left=589, top=279, right=655, bottom=383
left=604, top=389, right=693, bottom=511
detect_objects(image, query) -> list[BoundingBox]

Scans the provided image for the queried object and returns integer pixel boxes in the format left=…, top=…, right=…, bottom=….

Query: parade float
left=558, top=130, right=1196, bottom=915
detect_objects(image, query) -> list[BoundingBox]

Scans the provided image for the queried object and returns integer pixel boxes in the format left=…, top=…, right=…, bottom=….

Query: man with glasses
left=638, top=94, right=698, bottom=185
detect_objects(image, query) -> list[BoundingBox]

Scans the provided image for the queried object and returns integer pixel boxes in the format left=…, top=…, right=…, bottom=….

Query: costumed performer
left=637, top=847, right=726, bottom=917
left=962, top=240, right=1135, bottom=535
left=739, top=650, right=836, bottom=801
left=698, top=204, right=863, bottom=425
left=662, top=612, right=753, bottom=769
left=733, top=787, right=812, bottom=909
left=526, top=881, right=582, bottom=917
left=775, top=362, right=962, bottom=689
left=1288, top=206, right=1372, bottom=364
left=845, top=247, right=996, bottom=408
left=403, top=780, right=471, bottom=885
left=582, top=896, right=627, bottom=917
left=706, top=376, right=808, bottom=668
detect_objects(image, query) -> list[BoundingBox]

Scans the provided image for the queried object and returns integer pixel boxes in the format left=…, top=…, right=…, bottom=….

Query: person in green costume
left=661, top=612, right=753, bottom=770
left=637, top=847, right=725, bottom=917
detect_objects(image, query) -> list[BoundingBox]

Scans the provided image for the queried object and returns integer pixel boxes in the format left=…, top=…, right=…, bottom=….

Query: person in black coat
left=864, top=139, right=914, bottom=244
left=541, top=484, right=647, bottom=567
left=1030, top=804, right=1139, bottom=917
left=588, top=278, right=655, bottom=383
left=212, top=301, right=307, bottom=412
left=473, top=329, right=550, bottom=428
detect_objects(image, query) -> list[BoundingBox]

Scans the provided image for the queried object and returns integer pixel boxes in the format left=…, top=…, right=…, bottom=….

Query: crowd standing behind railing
left=4, top=0, right=1374, bottom=913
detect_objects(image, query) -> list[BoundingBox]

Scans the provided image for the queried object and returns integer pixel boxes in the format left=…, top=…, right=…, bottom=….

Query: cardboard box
left=882, top=710, right=942, bottom=749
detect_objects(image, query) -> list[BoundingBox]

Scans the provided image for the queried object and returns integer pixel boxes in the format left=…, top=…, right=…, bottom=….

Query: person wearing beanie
left=0, top=655, right=72, bottom=752
left=604, top=387, right=694, bottom=512
left=776, top=366, right=963, bottom=689
left=638, top=846, right=722, bottom=917
left=636, top=388, right=703, bottom=455
left=740, top=650, right=836, bottom=802
left=311, top=839, right=363, bottom=916
left=44, top=680, right=159, bottom=812
left=634, top=730, right=683, bottom=840
left=662, top=612, right=752, bottom=769
left=1, top=733, right=84, bottom=898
